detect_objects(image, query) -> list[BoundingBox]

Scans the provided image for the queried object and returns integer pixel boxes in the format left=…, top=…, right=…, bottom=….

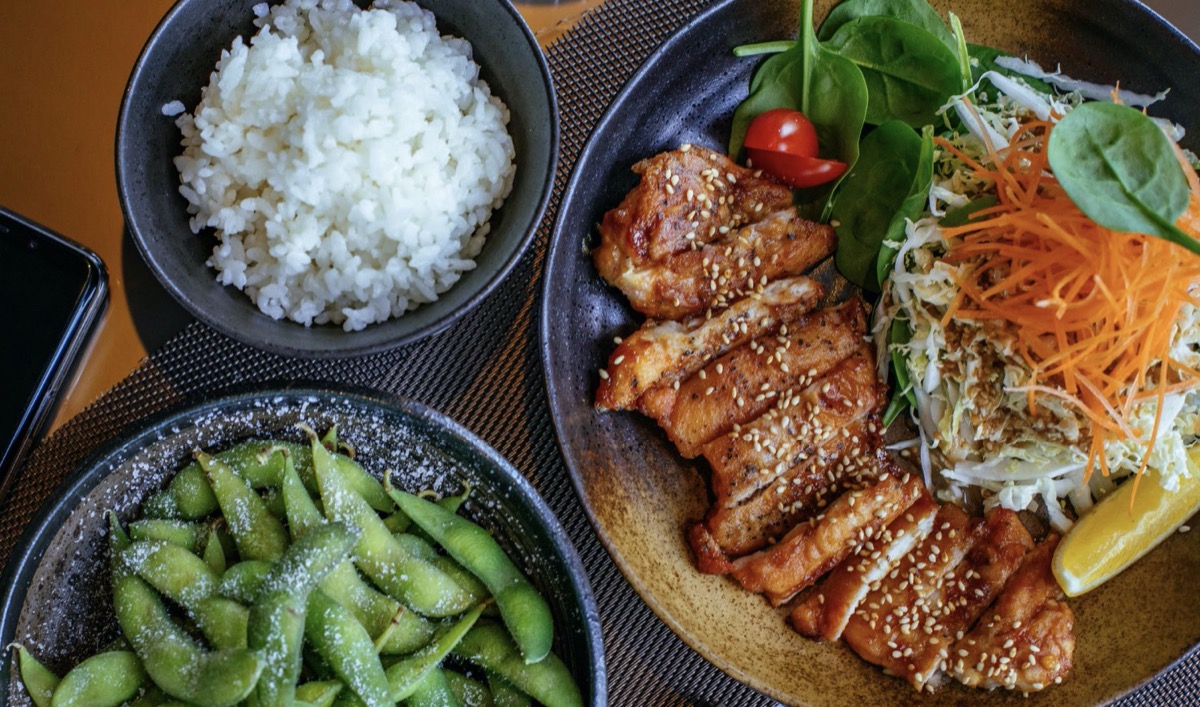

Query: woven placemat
left=2, top=0, right=1197, bottom=704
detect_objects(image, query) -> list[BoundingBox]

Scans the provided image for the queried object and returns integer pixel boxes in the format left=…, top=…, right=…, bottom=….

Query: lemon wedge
left=1053, top=450, right=1200, bottom=597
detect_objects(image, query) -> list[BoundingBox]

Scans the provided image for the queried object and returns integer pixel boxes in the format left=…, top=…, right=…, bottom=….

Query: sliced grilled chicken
left=595, top=206, right=836, bottom=320
left=949, top=536, right=1075, bottom=693
left=594, top=145, right=795, bottom=265
left=595, top=276, right=823, bottom=412
left=729, top=469, right=926, bottom=605
left=698, top=417, right=876, bottom=559
left=791, top=495, right=939, bottom=641
left=639, top=299, right=867, bottom=458
left=703, top=348, right=882, bottom=508
left=841, top=507, right=1033, bottom=691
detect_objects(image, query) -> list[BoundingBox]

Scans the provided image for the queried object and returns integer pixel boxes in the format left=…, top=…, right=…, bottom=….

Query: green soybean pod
left=452, top=624, right=581, bottom=707
left=281, top=459, right=436, bottom=654
left=394, top=531, right=490, bottom=612
left=128, top=520, right=200, bottom=551
left=49, top=651, right=145, bottom=707
left=305, top=590, right=391, bottom=707
left=218, top=560, right=272, bottom=604
left=197, top=451, right=288, bottom=562
left=261, top=487, right=287, bottom=521
left=405, top=669, right=463, bottom=707
left=386, top=603, right=485, bottom=700
left=120, top=541, right=248, bottom=650
left=144, top=441, right=312, bottom=519
left=387, top=488, right=552, bottom=664
left=487, top=675, right=531, bottom=707
left=445, top=670, right=494, bottom=707
left=295, top=681, right=343, bottom=707
left=12, top=644, right=58, bottom=707
left=311, top=440, right=471, bottom=617
left=199, top=524, right=227, bottom=575
left=248, top=522, right=357, bottom=707
left=113, top=574, right=262, bottom=707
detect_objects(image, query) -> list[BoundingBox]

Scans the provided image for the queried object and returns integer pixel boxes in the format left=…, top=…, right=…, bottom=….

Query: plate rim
left=538, top=0, right=1200, bottom=703
left=0, top=382, right=606, bottom=705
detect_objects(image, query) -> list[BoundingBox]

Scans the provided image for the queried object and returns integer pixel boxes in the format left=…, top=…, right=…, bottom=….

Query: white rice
left=172, top=0, right=516, bottom=331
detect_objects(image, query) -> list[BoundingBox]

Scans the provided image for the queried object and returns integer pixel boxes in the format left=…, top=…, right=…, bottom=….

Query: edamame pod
left=120, top=541, right=248, bottom=650
left=197, top=452, right=288, bottom=562
left=305, top=589, right=391, bottom=707
left=12, top=644, right=58, bottom=707
left=144, top=441, right=313, bottom=519
left=386, top=603, right=485, bottom=700
left=295, top=681, right=343, bottom=707
left=387, top=488, right=553, bottom=663
left=281, top=459, right=436, bottom=653
left=406, top=669, right=463, bottom=707
left=218, top=560, right=272, bottom=604
left=49, top=651, right=145, bottom=707
left=113, top=574, right=262, bottom=707
left=394, top=532, right=488, bottom=606
left=312, top=440, right=471, bottom=617
left=128, top=520, right=200, bottom=551
left=451, top=624, right=581, bottom=707
left=200, top=523, right=227, bottom=575
left=445, top=670, right=494, bottom=707
left=487, top=675, right=531, bottom=707
left=248, top=522, right=357, bottom=707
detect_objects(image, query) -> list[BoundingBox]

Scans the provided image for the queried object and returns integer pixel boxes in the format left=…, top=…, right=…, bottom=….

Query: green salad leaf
left=1047, top=101, right=1198, bottom=255
left=824, top=16, right=962, bottom=128
left=817, top=0, right=955, bottom=50
left=831, top=121, right=932, bottom=291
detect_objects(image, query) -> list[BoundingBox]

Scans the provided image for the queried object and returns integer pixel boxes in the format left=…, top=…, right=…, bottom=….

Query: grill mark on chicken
left=596, top=208, right=837, bottom=320
left=640, top=299, right=867, bottom=458
left=841, top=507, right=1033, bottom=691
left=791, top=495, right=939, bottom=642
left=595, top=277, right=823, bottom=411
left=703, top=348, right=882, bottom=509
left=948, top=536, right=1075, bottom=692
left=595, top=146, right=795, bottom=265
left=698, top=418, right=876, bottom=559
left=729, top=470, right=926, bottom=606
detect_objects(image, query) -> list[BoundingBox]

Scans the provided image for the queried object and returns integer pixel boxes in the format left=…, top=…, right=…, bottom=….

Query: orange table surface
left=0, top=0, right=1195, bottom=435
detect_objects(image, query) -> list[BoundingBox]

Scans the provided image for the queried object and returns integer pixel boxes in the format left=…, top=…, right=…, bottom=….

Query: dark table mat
left=2, top=0, right=1198, bottom=704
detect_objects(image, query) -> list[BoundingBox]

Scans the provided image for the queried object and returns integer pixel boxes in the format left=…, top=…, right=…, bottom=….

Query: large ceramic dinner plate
left=0, top=385, right=605, bottom=705
left=541, top=0, right=1200, bottom=704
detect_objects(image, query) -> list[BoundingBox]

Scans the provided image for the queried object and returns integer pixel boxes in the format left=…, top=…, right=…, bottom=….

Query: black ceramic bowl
left=116, top=0, right=558, bottom=358
left=0, top=386, right=604, bottom=705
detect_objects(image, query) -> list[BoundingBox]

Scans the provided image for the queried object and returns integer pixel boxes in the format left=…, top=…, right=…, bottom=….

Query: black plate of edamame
left=0, top=384, right=605, bottom=706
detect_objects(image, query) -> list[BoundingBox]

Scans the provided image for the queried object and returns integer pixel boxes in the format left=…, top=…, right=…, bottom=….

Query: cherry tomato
left=746, top=147, right=847, bottom=189
left=744, top=108, right=820, bottom=158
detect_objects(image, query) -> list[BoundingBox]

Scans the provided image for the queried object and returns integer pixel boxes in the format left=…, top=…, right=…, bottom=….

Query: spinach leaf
left=825, top=17, right=962, bottom=128
left=831, top=121, right=926, bottom=291
left=939, top=194, right=999, bottom=228
left=876, top=126, right=935, bottom=286
left=882, top=316, right=917, bottom=427
left=817, top=0, right=955, bottom=51
left=729, top=0, right=868, bottom=215
left=1047, top=101, right=1198, bottom=255
left=949, top=12, right=971, bottom=90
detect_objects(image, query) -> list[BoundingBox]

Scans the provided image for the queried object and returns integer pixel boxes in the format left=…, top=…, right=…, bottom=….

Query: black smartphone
left=0, top=207, right=108, bottom=498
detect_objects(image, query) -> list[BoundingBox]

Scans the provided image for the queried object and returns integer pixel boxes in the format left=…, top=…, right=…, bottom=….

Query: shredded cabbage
left=878, top=73, right=1200, bottom=529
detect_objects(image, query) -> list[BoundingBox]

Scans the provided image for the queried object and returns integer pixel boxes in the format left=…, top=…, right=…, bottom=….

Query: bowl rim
left=0, top=382, right=606, bottom=705
left=115, top=0, right=561, bottom=359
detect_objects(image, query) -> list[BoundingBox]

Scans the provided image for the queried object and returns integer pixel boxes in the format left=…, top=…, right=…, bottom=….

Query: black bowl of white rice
left=116, top=0, right=557, bottom=357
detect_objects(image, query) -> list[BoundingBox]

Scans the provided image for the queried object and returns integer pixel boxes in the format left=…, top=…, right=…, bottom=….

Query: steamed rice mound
left=172, top=0, right=516, bottom=331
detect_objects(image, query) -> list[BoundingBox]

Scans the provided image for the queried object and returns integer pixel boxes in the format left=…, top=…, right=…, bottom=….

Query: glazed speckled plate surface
left=0, top=385, right=605, bottom=706
left=541, top=0, right=1200, bottom=704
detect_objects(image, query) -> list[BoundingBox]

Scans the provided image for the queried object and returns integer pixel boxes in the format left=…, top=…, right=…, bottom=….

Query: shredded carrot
left=934, top=121, right=1200, bottom=504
